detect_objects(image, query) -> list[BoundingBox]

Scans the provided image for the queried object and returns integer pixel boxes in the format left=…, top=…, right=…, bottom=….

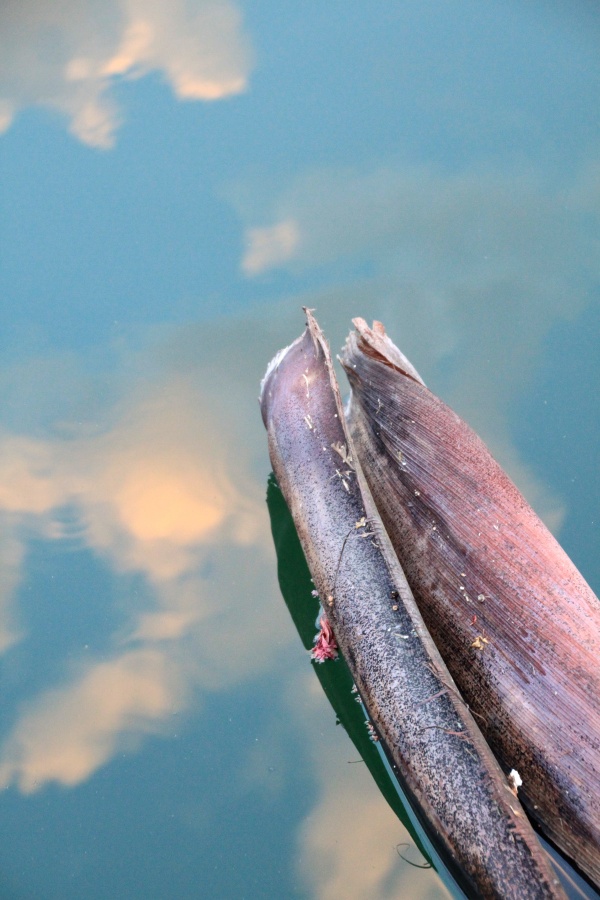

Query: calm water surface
left=0, top=2, right=599, bottom=898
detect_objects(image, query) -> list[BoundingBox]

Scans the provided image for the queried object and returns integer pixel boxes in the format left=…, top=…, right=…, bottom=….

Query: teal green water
left=0, top=3, right=599, bottom=897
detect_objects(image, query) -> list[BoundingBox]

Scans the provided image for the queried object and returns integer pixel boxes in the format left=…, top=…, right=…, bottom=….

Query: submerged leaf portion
left=342, top=317, right=600, bottom=889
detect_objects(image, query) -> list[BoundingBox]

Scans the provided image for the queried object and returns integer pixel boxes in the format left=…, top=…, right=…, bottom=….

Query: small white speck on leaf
left=508, top=769, right=522, bottom=796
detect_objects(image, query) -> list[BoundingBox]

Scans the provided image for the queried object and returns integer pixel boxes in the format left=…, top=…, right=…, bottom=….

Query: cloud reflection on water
left=0, top=327, right=286, bottom=793
left=0, top=0, right=253, bottom=148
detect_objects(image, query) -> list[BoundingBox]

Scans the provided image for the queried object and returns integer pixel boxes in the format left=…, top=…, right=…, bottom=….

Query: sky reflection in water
left=0, top=2, right=599, bottom=898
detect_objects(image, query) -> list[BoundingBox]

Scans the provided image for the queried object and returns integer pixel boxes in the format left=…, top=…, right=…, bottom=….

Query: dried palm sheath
left=342, top=318, right=600, bottom=890
left=260, top=310, right=564, bottom=900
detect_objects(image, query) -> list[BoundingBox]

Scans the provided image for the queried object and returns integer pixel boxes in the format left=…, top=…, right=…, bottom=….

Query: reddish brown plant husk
left=261, top=310, right=566, bottom=899
left=342, top=317, right=600, bottom=889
